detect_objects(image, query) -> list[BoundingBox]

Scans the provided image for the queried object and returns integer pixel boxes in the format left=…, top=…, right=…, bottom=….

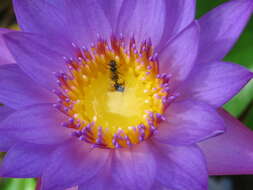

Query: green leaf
left=0, top=178, right=36, bottom=190
left=224, top=80, right=253, bottom=117
left=244, top=106, right=253, bottom=129
left=196, top=0, right=227, bottom=18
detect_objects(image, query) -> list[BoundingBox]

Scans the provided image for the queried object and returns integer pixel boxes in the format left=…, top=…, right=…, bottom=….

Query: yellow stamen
left=55, top=36, right=171, bottom=149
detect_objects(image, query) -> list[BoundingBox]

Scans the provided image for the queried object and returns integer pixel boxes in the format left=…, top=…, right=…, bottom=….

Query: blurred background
left=0, top=0, right=253, bottom=189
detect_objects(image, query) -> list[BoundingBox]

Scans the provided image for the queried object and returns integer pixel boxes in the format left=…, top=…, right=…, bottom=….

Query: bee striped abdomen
left=109, top=60, right=125, bottom=92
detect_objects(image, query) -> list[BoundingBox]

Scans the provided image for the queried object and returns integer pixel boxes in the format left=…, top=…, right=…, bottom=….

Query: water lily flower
left=0, top=0, right=253, bottom=190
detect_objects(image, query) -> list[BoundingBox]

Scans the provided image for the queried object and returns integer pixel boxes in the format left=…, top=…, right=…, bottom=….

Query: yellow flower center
left=54, top=36, right=172, bottom=148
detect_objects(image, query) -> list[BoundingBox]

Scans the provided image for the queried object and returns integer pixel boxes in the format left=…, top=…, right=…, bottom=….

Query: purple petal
left=178, top=61, right=253, bottom=107
left=151, top=141, right=208, bottom=190
left=151, top=182, right=167, bottom=190
left=197, top=0, right=253, bottom=63
left=0, top=105, right=14, bottom=122
left=157, top=0, right=196, bottom=50
left=65, top=187, right=78, bottom=190
left=116, top=0, right=166, bottom=47
left=0, top=143, right=56, bottom=178
left=78, top=159, right=124, bottom=190
left=199, top=109, right=253, bottom=175
left=41, top=140, right=110, bottom=190
left=4, top=32, right=69, bottom=90
left=113, top=142, right=156, bottom=190
left=97, top=0, right=124, bottom=31
left=0, top=136, right=16, bottom=152
left=0, top=64, right=54, bottom=109
left=13, top=0, right=70, bottom=42
left=0, top=28, right=15, bottom=64
left=55, top=0, right=112, bottom=46
left=13, top=0, right=111, bottom=47
left=154, top=100, right=225, bottom=145
left=159, top=21, right=199, bottom=87
left=0, top=105, right=15, bottom=151
left=0, top=104, right=72, bottom=144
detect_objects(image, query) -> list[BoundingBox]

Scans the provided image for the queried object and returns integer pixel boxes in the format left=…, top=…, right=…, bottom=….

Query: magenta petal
left=199, top=109, right=253, bottom=175
left=154, top=100, right=224, bottom=145
left=0, top=143, right=55, bottom=178
left=13, top=0, right=111, bottom=47
left=0, top=64, right=54, bottom=109
left=116, top=0, right=166, bottom=47
left=159, top=21, right=199, bottom=87
left=152, top=142, right=208, bottom=190
left=4, top=32, right=70, bottom=90
left=179, top=61, right=253, bottom=107
left=41, top=140, right=109, bottom=190
left=197, top=0, right=253, bottom=63
left=0, top=28, right=15, bottom=65
left=113, top=142, right=156, bottom=190
left=0, top=104, right=72, bottom=144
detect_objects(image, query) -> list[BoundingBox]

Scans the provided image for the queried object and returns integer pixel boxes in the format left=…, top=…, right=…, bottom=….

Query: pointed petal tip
left=198, top=0, right=253, bottom=63
left=159, top=20, right=200, bottom=87
left=250, top=71, right=253, bottom=78
left=0, top=29, right=16, bottom=65
left=199, top=109, right=253, bottom=175
left=154, top=100, right=225, bottom=146
left=178, top=61, right=253, bottom=107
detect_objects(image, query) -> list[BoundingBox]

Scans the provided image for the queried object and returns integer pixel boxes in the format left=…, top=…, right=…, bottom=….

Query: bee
left=109, top=60, right=125, bottom=92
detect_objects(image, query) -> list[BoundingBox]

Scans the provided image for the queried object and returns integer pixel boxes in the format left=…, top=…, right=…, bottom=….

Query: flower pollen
left=53, top=35, right=175, bottom=149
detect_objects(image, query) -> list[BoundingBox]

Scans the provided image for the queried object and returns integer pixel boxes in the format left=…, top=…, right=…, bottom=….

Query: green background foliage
left=0, top=0, right=253, bottom=189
